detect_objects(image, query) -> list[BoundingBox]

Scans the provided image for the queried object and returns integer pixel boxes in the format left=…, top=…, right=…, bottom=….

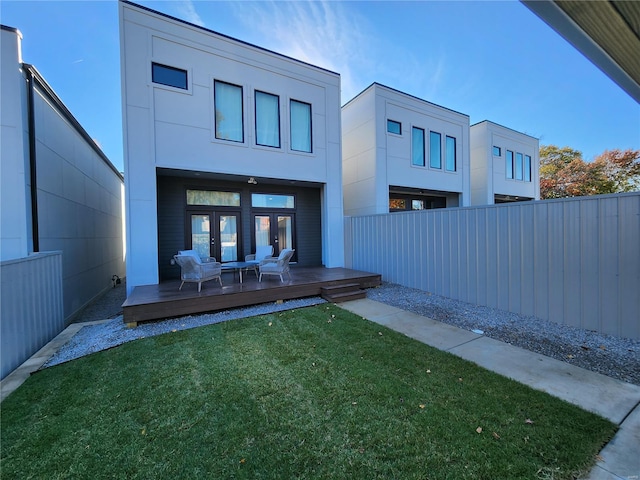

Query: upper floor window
left=412, top=127, right=425, bottom=166
left=255, top=91, right=280, bottom=148
left=445, top=136, right=456, bottom=172
left=493, top=146, right=502, bottom=157
left=290, top=100, right=312, bottom=152
left=152, top=63, right=187, bottom=90
left=430, top=131, right=442, bottom=169
left=524, top=155, right=532, bottom=182
left=515, top=152, right=524, bottom=180
left=214, top=80, right=244, bottom=142
left=387, top=119, right=401, bottom=135
left=506, top=150, right=514, bottom=179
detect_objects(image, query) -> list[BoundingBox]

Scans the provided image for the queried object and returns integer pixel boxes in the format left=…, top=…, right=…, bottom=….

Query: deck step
left=321, top=283, right=366, bottom=303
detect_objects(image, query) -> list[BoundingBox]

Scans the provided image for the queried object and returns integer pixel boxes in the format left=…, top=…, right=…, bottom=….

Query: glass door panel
left=254, top=215, right=271, bottom=248
left=277, top=215, right=293, bottom=251
left=190, top=214, right=211, bottom=258
left=219, top=214, right=238, bottom=262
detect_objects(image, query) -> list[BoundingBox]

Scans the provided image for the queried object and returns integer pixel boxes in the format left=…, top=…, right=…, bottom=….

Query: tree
left=539, top=145, right=640, bottom=199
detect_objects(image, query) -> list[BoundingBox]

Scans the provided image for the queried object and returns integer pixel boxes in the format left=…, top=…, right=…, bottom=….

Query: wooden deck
left=122, top=267, right=381, bottom=326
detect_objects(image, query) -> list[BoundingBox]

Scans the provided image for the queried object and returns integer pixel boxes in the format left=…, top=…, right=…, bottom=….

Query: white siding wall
left=342, top=84, right=470, bottom=216
left=120, top=3, right=344, bottom=292
left=0, top=27, right=30, bottom=260
left=470, top=121, right=540, bottom=205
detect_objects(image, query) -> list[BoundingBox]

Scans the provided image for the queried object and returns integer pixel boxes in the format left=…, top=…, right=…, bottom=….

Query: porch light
left=248, top=177, right=258, bottom=185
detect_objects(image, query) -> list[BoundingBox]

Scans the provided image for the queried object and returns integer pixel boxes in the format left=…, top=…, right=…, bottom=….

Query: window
left=506, top=150, right=514, bottom=179
left=290, top=100, right=312, bottom=152
left=252, top=193, right=295, bottom=209
left=214, top=80, right=243, bottom=142
left=412, top=127, right=425, bottom=166
left=187, top=190, right=240, bottom=207
left=387, top=119, right=401, bottom=135
left=524, top=155, right=532, bottom=182
left=152, top=63, right=187, bottom=90
left=445, top=136, right=456, bottom=172
left=389, top=198, right=406, bottom=210
left=493, top=146, right=502, bottom=157
left=430, top=131, right=441, bottom=169
left=515, top=152, right=524, bottom=180
left=255, top=91, right=280, bottom=148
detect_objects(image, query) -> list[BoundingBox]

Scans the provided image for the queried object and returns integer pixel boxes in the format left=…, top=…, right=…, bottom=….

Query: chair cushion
left=178, top=250, right=202, bottom=264
left=278, top=248, right=291, bottom=260
left=255, top=245, right=273, bottom=261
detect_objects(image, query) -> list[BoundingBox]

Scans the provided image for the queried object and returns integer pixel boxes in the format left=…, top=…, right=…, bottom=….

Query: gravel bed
left=44, top=281, right=640, bottom=386
left=367, top=283, right=640, bottom=386
left=44, top=297, right=327, bottom=368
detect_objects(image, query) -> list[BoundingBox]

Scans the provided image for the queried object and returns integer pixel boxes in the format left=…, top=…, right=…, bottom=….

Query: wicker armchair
left=173, top=250, right=222, bottom=292
left=258, top=249, right=295, bottom=282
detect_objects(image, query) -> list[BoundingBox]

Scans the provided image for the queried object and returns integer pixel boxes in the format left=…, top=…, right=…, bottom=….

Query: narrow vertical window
left=387, top=119, right=401, bottom=135
left=255, top=91, right=280, bottom=147
left=412, top=127, right=425, bottom=166
left=430, top=131, right=441, bottom=169
left=214, top=80, right=243, bottom=142
left=290, top=100, right=312, bottom=152
left=506, top=150, right=514, bottom=179
left=515, top=152, right=524, bottom=180
left=445, top=135, right=456, bottom=172
left=524, top=155, right=532, bottom=182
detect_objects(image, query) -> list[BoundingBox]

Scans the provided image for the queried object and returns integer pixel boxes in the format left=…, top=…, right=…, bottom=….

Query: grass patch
left=1, top=304, right=615, bottom=479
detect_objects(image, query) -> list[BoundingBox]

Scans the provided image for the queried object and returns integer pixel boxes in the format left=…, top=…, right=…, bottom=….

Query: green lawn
left=1, top=304, right=616, bottom=479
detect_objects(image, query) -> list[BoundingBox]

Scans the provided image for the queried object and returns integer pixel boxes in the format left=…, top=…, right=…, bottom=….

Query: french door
left=252, top=213, right=295, bottom=258
left=188, top=210, right=240, bottom=262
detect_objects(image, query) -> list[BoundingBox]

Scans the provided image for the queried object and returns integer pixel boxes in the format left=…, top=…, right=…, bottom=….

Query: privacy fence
left=1, top=252, right=64, bottom=380
left=345, top=192, right=640, bottom=340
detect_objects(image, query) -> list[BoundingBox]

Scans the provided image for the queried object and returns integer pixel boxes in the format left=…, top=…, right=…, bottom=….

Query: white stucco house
left=341, top=83, right=471, bottom=216
left=1, top=25, right=124, bottom=379
left=470, top=120, right=540, bottom=205
left=119, top=1, right=344, bottom=293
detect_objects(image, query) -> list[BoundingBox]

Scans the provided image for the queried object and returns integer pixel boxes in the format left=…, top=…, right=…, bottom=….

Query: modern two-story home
left=119, top=1, right=344, bottom=293
left=342, top=83, right=471, bottom=216
left=470, top=120, right=540, bottom=205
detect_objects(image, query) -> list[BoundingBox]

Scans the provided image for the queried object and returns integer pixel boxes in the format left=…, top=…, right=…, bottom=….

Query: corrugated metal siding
left=1, top=252, right=64, bottom=380
left=346, top=193, right=640, bottom=340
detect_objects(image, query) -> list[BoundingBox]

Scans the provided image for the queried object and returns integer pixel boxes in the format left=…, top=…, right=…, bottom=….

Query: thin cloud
left=229, top=1, right=456, bottom=105
left=176, top=0, right=204, bottom=27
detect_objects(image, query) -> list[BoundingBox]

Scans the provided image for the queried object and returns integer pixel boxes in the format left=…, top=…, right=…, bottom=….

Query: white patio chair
left=173, top=250, right=222, bottom=292
left=244, top=245, right=274, bottom=278
left=258, top=248, right=295, bottom=282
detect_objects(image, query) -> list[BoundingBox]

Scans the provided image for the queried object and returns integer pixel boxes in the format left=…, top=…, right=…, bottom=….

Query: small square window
left=387, top=119, right=401, bottom=135
left=152, top=63, right=187, bottom=90
left=493, top=146, right=501, bottom=157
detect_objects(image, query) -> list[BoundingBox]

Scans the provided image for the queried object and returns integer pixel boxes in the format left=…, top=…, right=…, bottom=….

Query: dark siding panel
left=156, top=173, right=322, bottom=280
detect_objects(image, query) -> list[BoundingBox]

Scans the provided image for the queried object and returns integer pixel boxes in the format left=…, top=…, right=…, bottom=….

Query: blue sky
left=2, top=0, right=638, bottom=172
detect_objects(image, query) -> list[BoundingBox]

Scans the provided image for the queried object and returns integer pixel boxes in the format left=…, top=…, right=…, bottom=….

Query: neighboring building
left=119, top=1, right=344, bottom=293
left=1, top=25, right=124, bottom=379
left=470, top=120, right=540, bottom=205
left=342, top=83, right=470, bottom=216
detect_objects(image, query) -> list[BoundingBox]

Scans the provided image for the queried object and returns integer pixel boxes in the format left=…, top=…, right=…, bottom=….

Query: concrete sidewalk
left=339, top=298, right=640, bottom=480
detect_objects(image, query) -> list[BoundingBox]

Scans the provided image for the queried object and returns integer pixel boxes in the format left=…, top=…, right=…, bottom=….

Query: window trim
left=387, top=119, right=402, bottom=135
left=506, top=150, right=514, bottom=179
left=254, top=90, right=281, bottom=148
left=214, top=79, right=245, bottom=143
left=445, top=135, right=457, bottom=172
left=151, top=62, right=190, bottom=92
left=289, top=99, right=312, bottom=153
left=411, top=126, right=425, bottom=167
left=429, top=131, right=442, bottom=169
